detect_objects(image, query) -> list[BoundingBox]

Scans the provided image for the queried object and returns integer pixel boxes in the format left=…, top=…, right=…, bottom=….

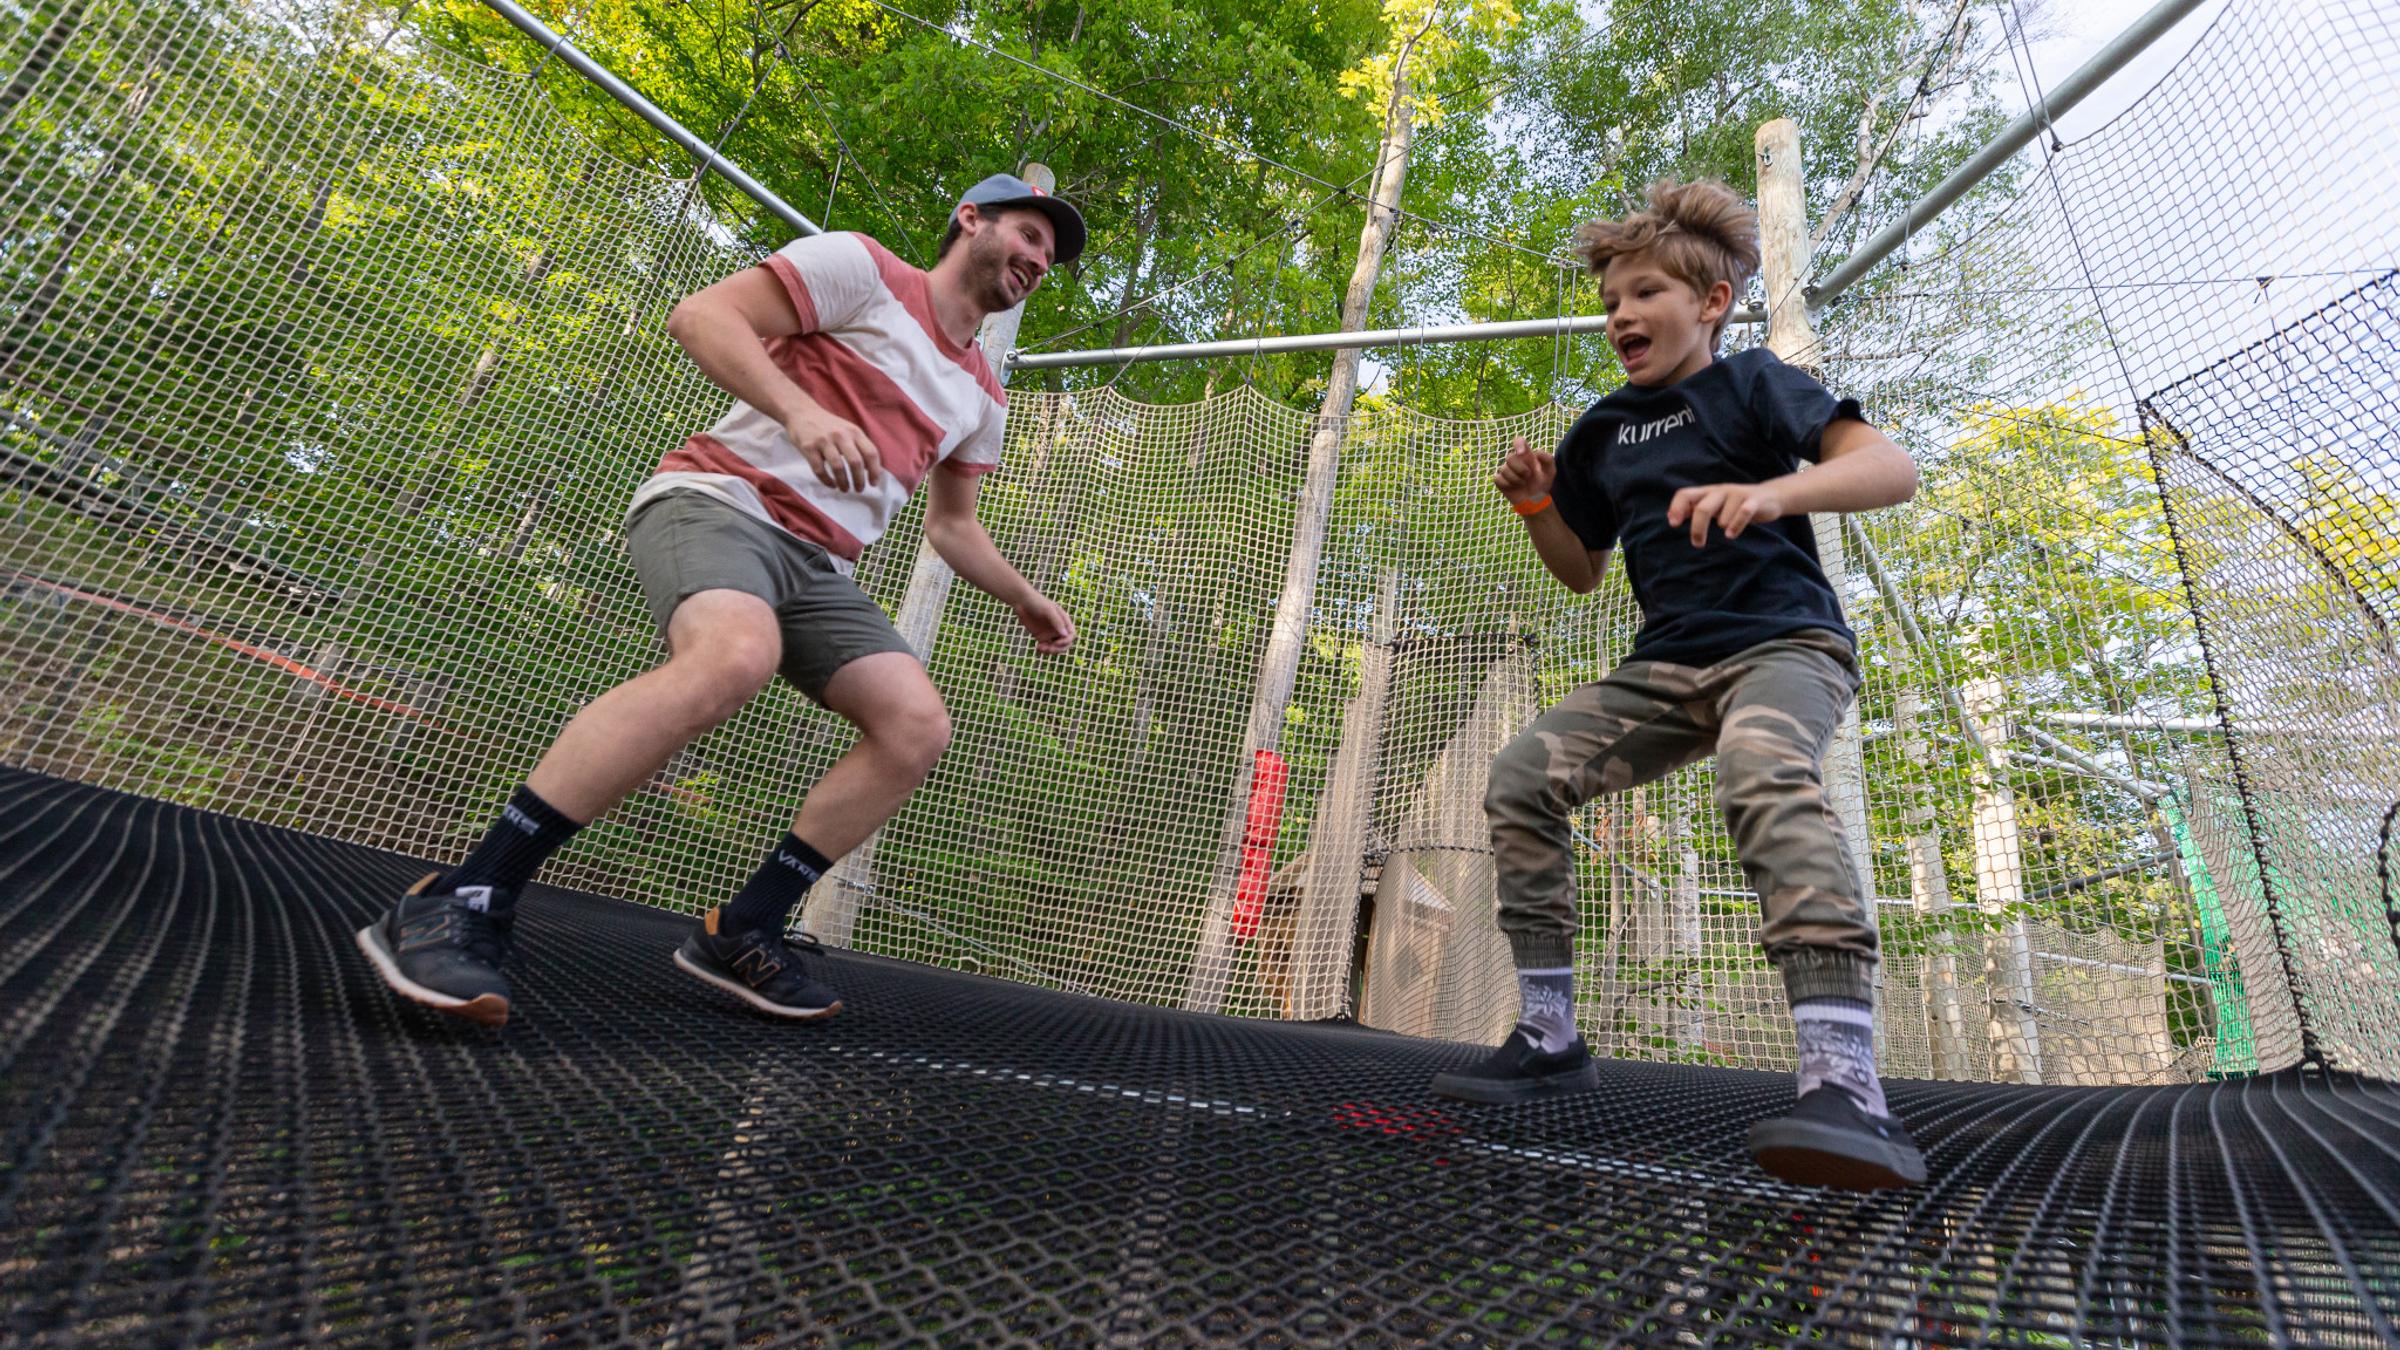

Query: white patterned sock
left=1794, top=998, right=1887, bottom=1117
left=1514, top=967, right=1579, bottom=1053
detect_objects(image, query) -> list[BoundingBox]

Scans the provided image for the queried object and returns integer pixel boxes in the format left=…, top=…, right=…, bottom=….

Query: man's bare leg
left=361, top=588, right=782, bottom=1025
left=705, top=650, right=950, bottom=939
left=791, top=650, right=953, bottom=856
left=678, top=650, right=948, bottom=1019
left=526, top=589, right=784, bottom=822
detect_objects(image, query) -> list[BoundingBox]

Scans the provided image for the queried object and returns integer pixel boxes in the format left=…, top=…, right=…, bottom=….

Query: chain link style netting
left=4, top=0, right=2397, bottom=1092
left=6, top=769, right=2399, bottom=1345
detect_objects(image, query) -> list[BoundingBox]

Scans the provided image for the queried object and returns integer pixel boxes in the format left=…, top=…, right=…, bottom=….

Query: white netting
left=5, top=0, right=2396, bottom=1083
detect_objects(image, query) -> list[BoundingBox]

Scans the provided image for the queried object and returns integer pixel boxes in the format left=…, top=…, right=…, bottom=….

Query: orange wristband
left=1511, top=495, right=1553, bottom=517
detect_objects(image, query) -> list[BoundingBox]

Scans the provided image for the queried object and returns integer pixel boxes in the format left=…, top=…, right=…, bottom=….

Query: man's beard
left=969, top=233, right=1018, bottom=311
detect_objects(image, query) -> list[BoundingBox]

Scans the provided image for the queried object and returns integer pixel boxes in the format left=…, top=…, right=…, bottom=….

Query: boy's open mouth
left=1616, top=334, right=1651, bottom=366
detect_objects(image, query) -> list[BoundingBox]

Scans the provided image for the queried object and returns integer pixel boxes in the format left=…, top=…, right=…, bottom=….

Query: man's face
left=963, top=205, right=1057, bottom=311
left=1601, top=251, right=1727, bottom=387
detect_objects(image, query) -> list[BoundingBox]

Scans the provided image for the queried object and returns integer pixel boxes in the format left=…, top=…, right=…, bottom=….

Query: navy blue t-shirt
left=1551, top=347, right=1865, bottom=668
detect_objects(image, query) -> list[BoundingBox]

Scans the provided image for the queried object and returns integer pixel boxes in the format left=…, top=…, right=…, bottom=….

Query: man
left=359, top=174, right=1086, bottom=1027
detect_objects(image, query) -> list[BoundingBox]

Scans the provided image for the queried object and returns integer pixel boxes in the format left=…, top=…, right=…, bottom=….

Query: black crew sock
left=435, top=785, right=581, bottom=914
left=722, top=832, right=833, bottom=934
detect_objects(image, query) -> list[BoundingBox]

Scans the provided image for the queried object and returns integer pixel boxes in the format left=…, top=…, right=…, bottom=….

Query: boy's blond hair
left=1574, top=179, right=1761, bottom=342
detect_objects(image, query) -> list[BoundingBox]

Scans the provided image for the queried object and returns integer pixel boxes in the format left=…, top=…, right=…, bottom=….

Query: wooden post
left=1900, top=689, right=1972, bottom=1078
left=1288, top=569, right=1398, bottom=1018
left=1672, top=806, right=1704, bottom=1054
left=802, top=163, right=1052, bottom=947
left=1183, top=54, right=1421, bottom=1013
left=1756, top=118, right=1879, bottom=975
left=1966, top=674, right=2045, bottom=1083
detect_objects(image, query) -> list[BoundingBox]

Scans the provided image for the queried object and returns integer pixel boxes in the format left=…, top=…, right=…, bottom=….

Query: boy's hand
left=1494, top=437, right=1557, bottom=504
left=1667, top=482, right=1788, bottom=546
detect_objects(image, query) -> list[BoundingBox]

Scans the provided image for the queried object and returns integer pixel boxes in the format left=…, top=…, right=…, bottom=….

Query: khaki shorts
left=624, top=491, right=915, bottom=705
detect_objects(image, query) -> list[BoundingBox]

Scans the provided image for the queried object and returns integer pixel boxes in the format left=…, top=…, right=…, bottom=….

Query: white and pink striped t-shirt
left=626, top=232, right=1007, bottom=570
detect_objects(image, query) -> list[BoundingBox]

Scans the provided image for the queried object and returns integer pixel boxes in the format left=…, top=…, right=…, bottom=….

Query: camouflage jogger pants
left=1484, top=628, right=1878, bottom=1005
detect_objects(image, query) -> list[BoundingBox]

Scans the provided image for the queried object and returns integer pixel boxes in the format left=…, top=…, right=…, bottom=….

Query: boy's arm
left=1497, top=437, right=1611, bottom=594
left=922, top=467, right=1076, bottom=653
left=1522, top=508, right=1611, bottom=595
left=1666, top=418, right=1918, bottom=547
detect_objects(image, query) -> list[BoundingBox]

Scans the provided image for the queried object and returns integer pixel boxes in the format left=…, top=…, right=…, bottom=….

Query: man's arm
left=1665, top=418, right=1918, bottom=546
left=923, top=468, right=1076, bottom=653
left=664, top=268, right=886, bottom=492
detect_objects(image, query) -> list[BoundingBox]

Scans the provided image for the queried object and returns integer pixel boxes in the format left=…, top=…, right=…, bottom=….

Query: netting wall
left=5, top=0, right=2397, bottom=1083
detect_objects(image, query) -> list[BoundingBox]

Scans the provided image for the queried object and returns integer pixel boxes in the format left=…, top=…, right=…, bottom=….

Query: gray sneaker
left=356, top=874, right=515, bottom=1027
left=674, top=908, right=844, bottom=1020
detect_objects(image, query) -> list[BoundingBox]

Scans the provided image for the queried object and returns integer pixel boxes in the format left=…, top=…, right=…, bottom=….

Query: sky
left=2004, top=0, right=2223, bottom=136
left=1354, top=0, right=2249, bottom=397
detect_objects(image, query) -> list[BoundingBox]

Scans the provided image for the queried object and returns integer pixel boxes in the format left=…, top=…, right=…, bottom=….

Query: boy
left=357, top=174, right=1084, bottom=1029
left=1429, top=180, right=1927, bottom=1190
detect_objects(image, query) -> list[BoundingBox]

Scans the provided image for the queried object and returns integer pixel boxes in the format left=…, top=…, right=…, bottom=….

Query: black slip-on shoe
left=356, top=873, right=515, bottom=1027
left=674, top=908, right=845, bottom=1020
left=1429, top=1031, right=1599, bottom=1103
left=1749, top=1086, right=1928, bottom=1190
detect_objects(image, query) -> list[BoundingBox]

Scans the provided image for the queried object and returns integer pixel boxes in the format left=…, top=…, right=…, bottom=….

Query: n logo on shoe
left=398, top=913, right=453, bottom=951
left=731, top=947, right=783, bottom=986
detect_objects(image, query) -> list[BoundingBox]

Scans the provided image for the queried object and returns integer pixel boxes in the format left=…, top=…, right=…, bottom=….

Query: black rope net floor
left=7, top=767, right=2399, bottom=1346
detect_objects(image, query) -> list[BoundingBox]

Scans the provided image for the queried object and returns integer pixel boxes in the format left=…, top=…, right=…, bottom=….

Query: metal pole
left=1008, top=305, right=1768, bottom=372
left=1806, top=0, right=2209, bottom=309
left=476, top=0, right=823, bottom=237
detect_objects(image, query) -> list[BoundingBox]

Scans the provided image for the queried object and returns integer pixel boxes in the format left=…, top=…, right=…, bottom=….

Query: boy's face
left=1600, top=252, right=1732, bottom=387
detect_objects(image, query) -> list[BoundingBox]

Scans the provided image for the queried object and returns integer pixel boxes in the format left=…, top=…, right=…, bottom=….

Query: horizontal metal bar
left=1807, top=0, right=2208, bottom=309
left=2041, top=710, right=2398, bottom=744
left=2024, top=852, right=2177, bottom=903
left=2042, top=711, right=2229, bottom=734
left=2036, top=949, right=2211, bottom=989
left=476, top=0, right=821, bottom=237
left=1007, top=305, right=1768, bottom=372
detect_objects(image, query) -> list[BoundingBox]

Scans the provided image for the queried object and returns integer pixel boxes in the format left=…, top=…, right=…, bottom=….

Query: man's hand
left=784, top=409, right=884, bottom=493
left=1493, top=436, right=1557, bottom=505
left=1667, top=482, right=1789, bottom=547
left=1013, top=595, right=1077, bottom=654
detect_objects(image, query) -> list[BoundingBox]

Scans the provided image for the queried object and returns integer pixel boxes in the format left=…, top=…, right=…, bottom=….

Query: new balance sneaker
left=1749, top=1086, right=1928, bottom=1190
left=356, top=873, right=515, bottom=1027
left=674, top=908, right=844, bottom=1020
left=1429, top=1031, right=1599, bottom=1103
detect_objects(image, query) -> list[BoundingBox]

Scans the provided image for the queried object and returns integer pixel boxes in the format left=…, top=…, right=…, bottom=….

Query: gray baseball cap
left=958, top=173, right=1087, bottom=265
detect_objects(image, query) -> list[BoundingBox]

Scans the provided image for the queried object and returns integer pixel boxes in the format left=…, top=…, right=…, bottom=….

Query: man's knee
left=661, top=594, right=782, bottom=727
left=869, top=696, right=951, bottom=779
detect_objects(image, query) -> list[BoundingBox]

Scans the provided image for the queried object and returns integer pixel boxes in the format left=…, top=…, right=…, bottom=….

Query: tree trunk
left=1109, top=177, right=1159, bottom=349
left=0, top=58, right=154, bottom=384
left=1182, top=23, right=1427, bottom=1013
